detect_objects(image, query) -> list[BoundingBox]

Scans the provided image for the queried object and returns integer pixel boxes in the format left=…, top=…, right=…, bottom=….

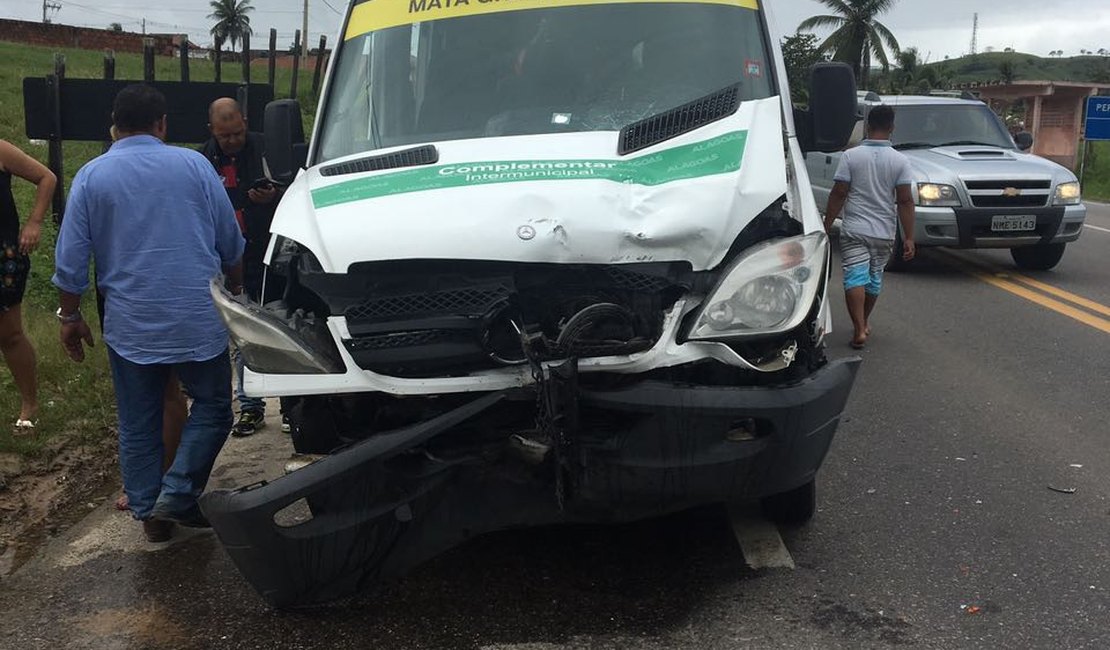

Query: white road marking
left=729, top=509, right=795, bottom=570
left=1084, top=223, right=1110, bottom=235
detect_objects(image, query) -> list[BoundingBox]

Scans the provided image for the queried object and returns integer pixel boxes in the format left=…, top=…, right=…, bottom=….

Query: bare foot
left=18, top=402, right=37, bottom=423
left=850, top=333, right=868, bottom=350
left=115, top=493, right=130, bottom=511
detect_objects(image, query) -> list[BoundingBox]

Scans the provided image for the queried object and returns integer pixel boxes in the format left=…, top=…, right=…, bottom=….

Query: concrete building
left=969, top=81, right=1110, bottom=169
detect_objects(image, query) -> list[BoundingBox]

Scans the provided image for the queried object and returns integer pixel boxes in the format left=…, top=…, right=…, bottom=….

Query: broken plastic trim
left=210, top=279, right=345, bottom=374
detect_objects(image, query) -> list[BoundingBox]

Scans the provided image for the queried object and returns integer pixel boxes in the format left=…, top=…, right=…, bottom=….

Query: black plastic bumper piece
left=201, top=358, right=860, bottom=608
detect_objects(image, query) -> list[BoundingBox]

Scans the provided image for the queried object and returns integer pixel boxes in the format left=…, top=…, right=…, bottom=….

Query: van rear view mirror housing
left=264, top=99, right=308, bottom=184
left=796, top=63, right=858, bottom=154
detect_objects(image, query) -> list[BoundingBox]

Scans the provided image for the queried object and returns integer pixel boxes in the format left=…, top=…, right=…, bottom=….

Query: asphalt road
left=1, top=204, right=1108, bottom=649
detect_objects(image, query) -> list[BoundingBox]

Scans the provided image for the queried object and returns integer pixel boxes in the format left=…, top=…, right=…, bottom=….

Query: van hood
left=904, top=146, right=1067, bottom=183
left=269, top=97, right=788, bottom=274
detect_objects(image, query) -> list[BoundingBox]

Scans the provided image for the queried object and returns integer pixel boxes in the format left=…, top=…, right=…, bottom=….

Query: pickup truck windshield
left=891, top=104, right=1015, bottom=150
left=317, top=1, right=773, bottom=162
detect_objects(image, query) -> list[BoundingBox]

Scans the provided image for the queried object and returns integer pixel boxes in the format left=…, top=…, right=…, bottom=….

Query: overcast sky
left=1, top=0, right=1108, bottom=61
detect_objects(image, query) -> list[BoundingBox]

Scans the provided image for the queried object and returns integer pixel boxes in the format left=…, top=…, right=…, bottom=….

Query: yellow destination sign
left=346, top=0, right=759, bottom=40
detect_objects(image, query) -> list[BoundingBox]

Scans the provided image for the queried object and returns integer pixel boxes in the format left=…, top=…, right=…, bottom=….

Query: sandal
left=13, top=419, right=35, bottom=436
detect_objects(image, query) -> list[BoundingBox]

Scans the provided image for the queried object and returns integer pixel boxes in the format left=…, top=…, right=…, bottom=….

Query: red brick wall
left=0, top=19, right=175, bottom=54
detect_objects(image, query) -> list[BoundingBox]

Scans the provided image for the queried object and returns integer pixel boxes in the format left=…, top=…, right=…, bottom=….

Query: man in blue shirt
left=53, top=84, right=245, bottom=543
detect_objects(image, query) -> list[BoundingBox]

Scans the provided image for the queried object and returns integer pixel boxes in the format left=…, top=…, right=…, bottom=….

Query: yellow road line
left=939, top=253, right=1110, bottom=335
left=940, top=249, right=1110, bottom=319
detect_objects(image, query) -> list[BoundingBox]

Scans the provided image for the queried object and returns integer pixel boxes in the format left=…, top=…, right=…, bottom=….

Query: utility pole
left=302, top=0, right=309, bottom=56
left=43, top=0, right=61, bottom=24
left=142, top=18, right=146, bottom=35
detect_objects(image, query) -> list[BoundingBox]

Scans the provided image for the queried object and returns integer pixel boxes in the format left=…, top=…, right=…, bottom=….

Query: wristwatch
left=55, top=308, right=83, bottom=324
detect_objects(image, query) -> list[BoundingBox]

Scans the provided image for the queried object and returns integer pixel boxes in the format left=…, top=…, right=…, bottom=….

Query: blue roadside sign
left=1086, top=97, right=1110, bottom=141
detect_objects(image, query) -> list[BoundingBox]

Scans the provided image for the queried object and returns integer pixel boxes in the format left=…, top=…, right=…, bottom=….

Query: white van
left=202, top=0, right=863, bottom=607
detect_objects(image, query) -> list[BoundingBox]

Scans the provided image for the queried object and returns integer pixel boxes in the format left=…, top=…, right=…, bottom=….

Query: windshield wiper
left=892, top=142, right=936, bottom=151
left=937, top=140, right=1009, bottom=148
left=618, top=83, right=741, bottom=155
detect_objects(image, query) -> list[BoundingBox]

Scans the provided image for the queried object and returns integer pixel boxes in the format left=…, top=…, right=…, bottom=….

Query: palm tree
left=798, top=0, right=901, bottom=88
left=208, top=0, right=254, bottom=52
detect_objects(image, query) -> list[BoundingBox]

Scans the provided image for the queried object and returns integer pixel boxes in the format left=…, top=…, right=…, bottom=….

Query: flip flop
left=850, top=338, right=867, bottom=350
left=13, top=419, right=36, bottom=436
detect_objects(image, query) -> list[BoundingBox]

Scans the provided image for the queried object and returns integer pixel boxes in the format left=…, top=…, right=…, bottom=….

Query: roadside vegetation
left=0, top=39, right=317, bottom=457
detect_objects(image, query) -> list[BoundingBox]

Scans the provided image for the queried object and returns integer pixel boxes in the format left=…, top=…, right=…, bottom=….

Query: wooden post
left=268, top=28, right=277, bottom=89
left=142, top=38, right=155, bottom=82
left=312, top=35, right=327, bottom=97
left=214, top=37, right=223, bottom=83
left=103, top=50, right=115, bottom=153
left=290, top=30, right=301, bottom=100
left=47, top=53, right=66, bottom=225
left=241, top=32, right=251, bottom=84
left=179, top=35, right=190, bottom=83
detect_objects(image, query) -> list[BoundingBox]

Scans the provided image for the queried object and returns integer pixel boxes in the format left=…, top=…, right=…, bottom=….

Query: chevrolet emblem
left=1002, top=187, right=1022, bottom=197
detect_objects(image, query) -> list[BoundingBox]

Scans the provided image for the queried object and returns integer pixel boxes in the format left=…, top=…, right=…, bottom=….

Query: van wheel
left=760, top=480, right=816, bottom=526
left=885, top=230, right=913, bottom=272
left=1011, top=243, right=1065, bottom=271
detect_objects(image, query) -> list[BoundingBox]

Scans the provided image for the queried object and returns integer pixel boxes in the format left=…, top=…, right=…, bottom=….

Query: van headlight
left=210, top=279, right=344, bottom=374
left=1054, top=182, right=1081, bottom=206
left=689, top=233, right=828, bottom=340
left=917, top=183, right=961, bottom=207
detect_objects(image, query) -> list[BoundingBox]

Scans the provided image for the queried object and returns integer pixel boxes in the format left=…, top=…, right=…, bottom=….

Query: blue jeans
left=231, top=344, right=265, bottom=414
left=108, top=346, right=233, bottom=520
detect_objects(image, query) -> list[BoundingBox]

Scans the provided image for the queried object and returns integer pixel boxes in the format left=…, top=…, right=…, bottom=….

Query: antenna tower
left=970, top=13, right=979, bottom=55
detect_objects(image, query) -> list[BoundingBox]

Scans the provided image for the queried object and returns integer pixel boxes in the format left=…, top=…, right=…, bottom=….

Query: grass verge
left=0, top=40, right=318, bottom=458
left=1082, top=142, right=1109, bottom=203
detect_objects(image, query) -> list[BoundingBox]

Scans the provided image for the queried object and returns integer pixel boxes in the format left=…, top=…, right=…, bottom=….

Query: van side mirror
left=264, top=99, right=308, bottom=184
left=796, top=63, right=858, bottom=153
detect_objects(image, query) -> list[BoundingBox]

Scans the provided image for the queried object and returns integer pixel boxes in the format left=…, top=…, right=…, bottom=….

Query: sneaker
left=231, top=410, right=266, bottom=438
left=281, top=414, right=292, bottom=434
left=151, top=504, right=210, bottom=529
left=142, top=519, right=175, bottom=543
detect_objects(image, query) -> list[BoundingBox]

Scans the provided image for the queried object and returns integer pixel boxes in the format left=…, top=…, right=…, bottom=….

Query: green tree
left=998, top=59, right=1016, bottom=84
left=798, top=0, right=901, bottom=89
left=108, top=22, right=123, bottom=32
left=208, top=0, right=254, bottom=52
left=781, top=33, right=827, bottom=103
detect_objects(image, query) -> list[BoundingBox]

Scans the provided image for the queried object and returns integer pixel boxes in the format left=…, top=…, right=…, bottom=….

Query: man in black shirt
left=200, top=98, right=280, bottom=437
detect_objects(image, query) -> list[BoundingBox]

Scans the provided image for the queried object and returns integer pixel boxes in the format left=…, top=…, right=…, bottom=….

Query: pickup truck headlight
left=917, top=183, right=961, bottom=207
left=210, top=279, right=344, bottom=374
left=1053, top=181, right=1081, bottom=206
left=689, top=233, right=828, bottom=340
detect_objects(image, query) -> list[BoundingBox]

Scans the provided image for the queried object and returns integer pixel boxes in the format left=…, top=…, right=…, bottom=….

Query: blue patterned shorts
left=0, top=242, right=30, bottom=312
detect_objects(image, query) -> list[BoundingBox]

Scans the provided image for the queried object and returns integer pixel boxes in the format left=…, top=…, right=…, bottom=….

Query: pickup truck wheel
left=1010, top=243, right=1066, bottom=271
left=760, top=480, right=816, bottom=526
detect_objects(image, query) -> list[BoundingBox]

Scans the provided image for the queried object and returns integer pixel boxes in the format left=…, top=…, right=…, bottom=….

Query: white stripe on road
left=729, top=509, right=795, bottom=570
left=1084, top=223, right=1110, bottom=235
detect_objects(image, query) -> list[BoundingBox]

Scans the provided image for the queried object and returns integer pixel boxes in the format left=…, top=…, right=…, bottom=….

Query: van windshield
left=891, top=104, right=1015, bottom=150
left=316, top=1, right=773, bottom=162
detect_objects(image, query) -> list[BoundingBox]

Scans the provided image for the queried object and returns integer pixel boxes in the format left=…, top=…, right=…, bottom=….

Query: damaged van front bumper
left=200, top=357, right=860, bottom=608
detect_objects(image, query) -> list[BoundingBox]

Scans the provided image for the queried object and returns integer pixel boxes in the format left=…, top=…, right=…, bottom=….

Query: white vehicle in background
left=808, top=95, right=1087, bottom=270
left=202, top=0, right=863, bottom=607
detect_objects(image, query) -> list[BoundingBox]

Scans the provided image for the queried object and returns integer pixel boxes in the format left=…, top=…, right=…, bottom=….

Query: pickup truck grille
left=964, top=179, right=1051, bottom=208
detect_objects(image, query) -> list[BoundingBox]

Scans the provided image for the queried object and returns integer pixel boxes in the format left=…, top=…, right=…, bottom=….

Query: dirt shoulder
left=0, top=432, right=119, bottom=576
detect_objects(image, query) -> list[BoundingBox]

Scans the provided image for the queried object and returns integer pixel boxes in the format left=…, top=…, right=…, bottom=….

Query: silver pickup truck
left=807, top=95, right=1087, bottom=270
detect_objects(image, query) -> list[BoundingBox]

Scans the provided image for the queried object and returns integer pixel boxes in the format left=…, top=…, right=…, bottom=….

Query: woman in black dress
left=0, top=140, right=56, bottom=432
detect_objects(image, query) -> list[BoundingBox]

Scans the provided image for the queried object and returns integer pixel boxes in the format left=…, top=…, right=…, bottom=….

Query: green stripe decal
left=311, top=131, right=748, bottom=209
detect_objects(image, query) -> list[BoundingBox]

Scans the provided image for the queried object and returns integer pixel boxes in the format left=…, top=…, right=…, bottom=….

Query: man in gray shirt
left=824, top=105, right=916, bottom=349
